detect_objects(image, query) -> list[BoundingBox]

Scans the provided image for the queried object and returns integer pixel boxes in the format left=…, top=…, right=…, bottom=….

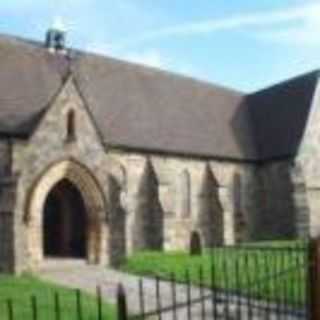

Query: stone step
left=39, top=258, right=102, bottom=272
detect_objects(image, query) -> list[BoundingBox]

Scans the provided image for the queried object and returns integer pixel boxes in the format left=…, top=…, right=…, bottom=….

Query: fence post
left=31, top=295, right=38, bottom=320
left=96, top=286, right=103, bottom=320
left=309, top=237, right=320, bottom=320
left=117, top=284, right=128, bottom=320
left=76, top=289, right=83, bottom=320
left=6, top=299, right=13, bottom=320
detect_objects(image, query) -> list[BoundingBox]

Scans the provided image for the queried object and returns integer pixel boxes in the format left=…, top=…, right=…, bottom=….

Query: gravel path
left=38, top=259, right=221, bottom=319
left=38, top=259, right=303, bottom=320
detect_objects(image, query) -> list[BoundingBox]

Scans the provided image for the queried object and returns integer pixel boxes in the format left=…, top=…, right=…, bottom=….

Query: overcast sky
left=1, top=0, right=319, bottom=92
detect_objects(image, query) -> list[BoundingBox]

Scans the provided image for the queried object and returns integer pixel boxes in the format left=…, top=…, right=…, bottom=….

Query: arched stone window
left=197, top=165, right=223, bottom=246
left=66, top=110, right=76, bottom=142
left=133, top=160, right=164, bottom=251
left=233, top=173, right=241, bottom=211
left=179, top=170, right=191, bottom=218
left=233, top=172, right=247, bottom=242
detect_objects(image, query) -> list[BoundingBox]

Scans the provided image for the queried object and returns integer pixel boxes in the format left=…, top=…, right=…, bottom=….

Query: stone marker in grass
left=190, top=231, right=202, bottom=256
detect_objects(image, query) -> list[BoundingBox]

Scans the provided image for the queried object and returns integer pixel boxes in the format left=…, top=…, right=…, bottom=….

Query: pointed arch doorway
left=26, top=160, right=108, bottom=269
left=43, top=179, right=87, bottom=258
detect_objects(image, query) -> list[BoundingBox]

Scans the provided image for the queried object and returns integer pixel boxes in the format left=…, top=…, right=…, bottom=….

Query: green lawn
left=121, top=241, right=307, bottom=307
left=0, top=275, right=117, bottom=320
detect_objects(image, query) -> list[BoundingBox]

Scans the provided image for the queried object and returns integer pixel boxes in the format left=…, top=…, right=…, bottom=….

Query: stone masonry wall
left=241, top=161, right=308, bottom=241
left=13, top=131, right=244, bottom=273
left=103, top=153, right=307, bottom=250
left=115, top=152, right=241, bottom=252
left=11, top=78, right=111, bottom=273
left=0, top=141, right=16, bottom=272
left=297, top=79, right=320, bottom=237
left=0, top=177, right=17, bottom=272
left=12, top=134, right=308, bottom=274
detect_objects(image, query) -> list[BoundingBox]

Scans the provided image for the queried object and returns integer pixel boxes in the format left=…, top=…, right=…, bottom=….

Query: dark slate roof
left=246, top=71, right=319, bottom=160
left=0, top=34, right=69, bottom=136
left=0, top=33, right=318, bottom=161
left=73, top=54, right=253, bottom=159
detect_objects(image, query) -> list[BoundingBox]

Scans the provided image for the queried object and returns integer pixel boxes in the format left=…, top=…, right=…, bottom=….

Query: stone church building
left=0, top=29, right=319, bottom=273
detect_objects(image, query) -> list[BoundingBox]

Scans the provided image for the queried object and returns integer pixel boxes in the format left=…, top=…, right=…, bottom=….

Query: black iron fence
left=2, top=238, right=320, bottom=320
left=0, top=285, right=108, bottom=320
left=118, top=241, right=309, bottom=320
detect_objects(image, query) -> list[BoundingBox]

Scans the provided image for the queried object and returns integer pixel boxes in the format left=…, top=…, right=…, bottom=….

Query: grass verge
left=0, top=275, right=117, bottom=320
left=121, top=241, right=307, bottom=307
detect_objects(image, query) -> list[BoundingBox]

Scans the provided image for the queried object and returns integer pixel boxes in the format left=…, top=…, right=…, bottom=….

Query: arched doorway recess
left=26, top=160, right=107, bottom=268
